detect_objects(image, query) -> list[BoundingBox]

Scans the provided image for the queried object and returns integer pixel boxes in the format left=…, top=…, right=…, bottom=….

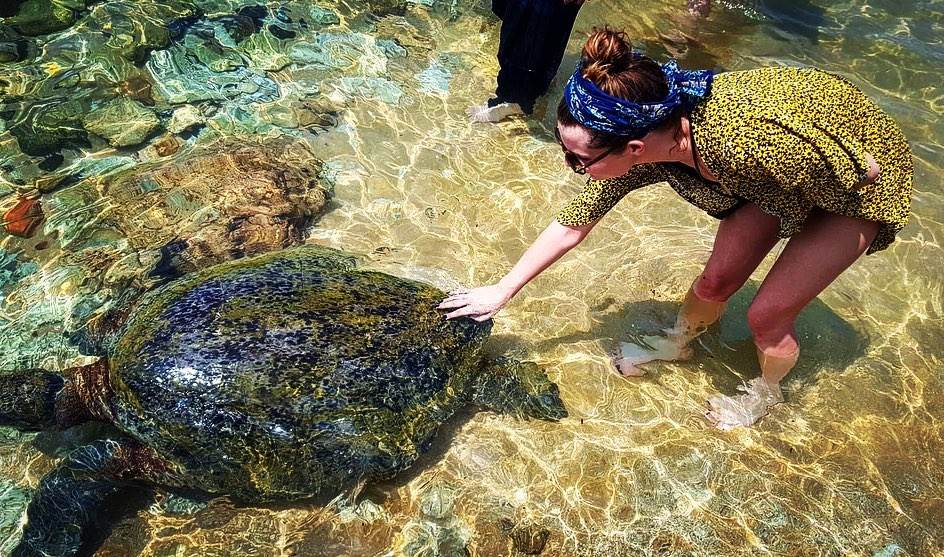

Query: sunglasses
left=554, top=127, right=621, bottom=175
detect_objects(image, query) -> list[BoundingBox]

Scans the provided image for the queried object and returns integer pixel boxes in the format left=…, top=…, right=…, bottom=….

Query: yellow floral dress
left=555, top=67, right=914, bottom=254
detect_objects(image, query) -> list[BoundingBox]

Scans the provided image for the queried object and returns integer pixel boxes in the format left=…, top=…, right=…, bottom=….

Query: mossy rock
left=8, top=98, right=90, bottom=156
left=7, top=0, right=81, bottom=36
left=82, top=97, right=161, bottom=148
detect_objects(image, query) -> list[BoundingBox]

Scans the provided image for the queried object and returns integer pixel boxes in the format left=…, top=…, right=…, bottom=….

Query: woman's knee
left=694, top=271, right=743, bottom=302
left=746, top=297, right=799, bottom=341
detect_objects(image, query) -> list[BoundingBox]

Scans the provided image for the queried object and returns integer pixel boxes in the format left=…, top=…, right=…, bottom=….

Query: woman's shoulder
left=696, top=65, right=869, bottom=129
left=709, top=66, right=863, bottom=104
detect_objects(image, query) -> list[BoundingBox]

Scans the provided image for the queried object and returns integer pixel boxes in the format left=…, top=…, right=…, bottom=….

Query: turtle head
left=473, top=357, right=567, bottom=421
left=0, top=369, right=65, bottom=430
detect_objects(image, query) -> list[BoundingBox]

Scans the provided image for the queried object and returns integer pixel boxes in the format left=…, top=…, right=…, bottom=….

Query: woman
left=439, top=28, right=913, bottom=429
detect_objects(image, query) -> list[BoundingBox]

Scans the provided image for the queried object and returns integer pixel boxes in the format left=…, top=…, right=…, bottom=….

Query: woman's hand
left=858, top=152, right=881, bottom=189
left=438, top=284, right=515, bottom=322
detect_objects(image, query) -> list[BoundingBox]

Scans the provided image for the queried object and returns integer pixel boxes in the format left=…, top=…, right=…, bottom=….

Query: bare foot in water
left=466, top=102, right=524, bottom=123
left=705, top=377, right=783, bottom=430
left=612, top=331, right=693, bottom=376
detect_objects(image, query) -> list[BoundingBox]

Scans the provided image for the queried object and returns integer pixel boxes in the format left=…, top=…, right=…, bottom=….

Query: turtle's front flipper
left=474, top=358, right=568, bottom=421
left=12, top=439, right=163, bottom=557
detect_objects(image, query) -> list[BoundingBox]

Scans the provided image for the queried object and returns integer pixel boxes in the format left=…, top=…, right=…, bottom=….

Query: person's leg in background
left=469, top=0, right=583, bottom=123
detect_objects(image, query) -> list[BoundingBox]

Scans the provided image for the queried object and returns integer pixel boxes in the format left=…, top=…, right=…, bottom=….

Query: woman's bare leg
left=615, top=202, right=781, bottom=375
left=707, top=209, right=880, bottom=429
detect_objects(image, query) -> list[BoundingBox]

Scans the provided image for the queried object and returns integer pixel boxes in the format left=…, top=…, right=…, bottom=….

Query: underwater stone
left=333, top=76, right=405, bottom=105
left=151, top=493, right=210, bottom=516
left=499, top=517, right=551, bottom=555
left=150, top=134, right=182, bottom=157
left=212, top=13, right=258, bottom=43
left=84, top=139, right=330, bottom=275
left=377, top=38, right=408, bottom=58
left=237, top=4, right=268, bottom=23
left=256, top=99, right=340, bottom=131
left=288, top=32, right=388, bottom=75
left=84, top=1, right=176, bottom=63
left=0, top=24, right=30, bottom=62
left=0, top=248, right=37, bottom=290
left=2, top=196, right=44, bottom=238
left=7, top=0, right=79, bottom=36
left=392, top=484, right=478, bottom=556
left=37, top=154, right=137, bottom=194
left=167, top=104, right=206, bottom=134
left=237, top=27, right=292, bottom=71
left=0, top=479, right=31, bottom=556
left=117, top=75, right=156, bottom=106
left=9, top=98, right=90, bottom=156
left=81, top=97, right=161, bottom=148
left=267, top=24, right=296, bottom=39
left=416, top=59, right=452, bottom=95
left=37, top=153, right=65, bottom=172
left=309, top=6, right=340, bottom=25
left=147, top=48, right=280, bottom=104
left=0, top=1, right=26, bottom=18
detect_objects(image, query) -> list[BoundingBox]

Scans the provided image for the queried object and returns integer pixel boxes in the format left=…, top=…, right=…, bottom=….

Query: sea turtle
left=0, top=245, right=566, bottom=556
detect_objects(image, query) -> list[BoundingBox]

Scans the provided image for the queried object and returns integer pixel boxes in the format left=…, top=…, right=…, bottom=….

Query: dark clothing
left=489, top=0, right=582, bottom=113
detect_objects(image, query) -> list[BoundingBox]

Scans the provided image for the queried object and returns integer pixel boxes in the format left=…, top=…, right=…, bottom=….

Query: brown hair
left=558, top=27, right=677, bottom=149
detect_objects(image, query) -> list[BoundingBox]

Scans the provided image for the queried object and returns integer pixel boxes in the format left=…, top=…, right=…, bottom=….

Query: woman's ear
left=625, top=139, right=646, bottom=157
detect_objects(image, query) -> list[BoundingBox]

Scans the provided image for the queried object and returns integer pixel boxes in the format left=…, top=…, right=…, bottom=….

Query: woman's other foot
left=612, top=332, right=694, bottom=376
left=705, top=377, right=783, bottom=430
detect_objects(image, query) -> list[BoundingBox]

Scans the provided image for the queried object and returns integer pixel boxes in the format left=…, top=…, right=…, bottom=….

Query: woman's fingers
left=448, top=288, right=469, bottom=296
left=444, top=305, right=482, bottom=320
left=437, top=296, right=467, bottom=309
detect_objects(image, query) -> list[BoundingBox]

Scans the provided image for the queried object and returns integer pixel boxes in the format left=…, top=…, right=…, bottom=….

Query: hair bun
left=581, top=26, right=637, bottom=80
left=578, top=26, right=668, bottom=102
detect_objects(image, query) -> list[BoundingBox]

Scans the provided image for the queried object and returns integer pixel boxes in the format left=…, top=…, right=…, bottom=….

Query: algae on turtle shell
left=0, top=245, right=566, bottom=556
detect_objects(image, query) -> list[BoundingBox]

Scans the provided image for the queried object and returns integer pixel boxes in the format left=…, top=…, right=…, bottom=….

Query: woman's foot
left=612, top=331, right=693, bottom=376
left=705, top=377, right=783, bottom=430
left=466, top=102, right=524, bottom=123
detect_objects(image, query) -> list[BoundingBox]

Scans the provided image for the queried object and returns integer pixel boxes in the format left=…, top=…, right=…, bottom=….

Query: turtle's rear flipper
left=12, top=439, right=160, bottom=557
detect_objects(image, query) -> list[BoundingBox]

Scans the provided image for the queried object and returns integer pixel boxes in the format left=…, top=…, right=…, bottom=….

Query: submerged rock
left=0, top=248, right=37, bottom=291
left=167, top=104, right=206, bottom=134
left=87, top=138, right=330, bottom=275
left=81, top=97, right=161, bottom=148
left=6, top=0, right=83, bottom=36
left=0, top=24, right=30, bottom=62
left=8, top=98, right=90, bottom=156
left=2, top=196, right=44, bottom=238
left=147, top=47, right=280, bottom=104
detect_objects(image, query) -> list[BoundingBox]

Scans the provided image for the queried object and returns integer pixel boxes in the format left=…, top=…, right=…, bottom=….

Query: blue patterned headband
left=563, top=57, right=714, bottom=138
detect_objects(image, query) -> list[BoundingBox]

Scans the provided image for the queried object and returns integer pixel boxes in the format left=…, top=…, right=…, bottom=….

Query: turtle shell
left=106, top=246, right=490, bottom=501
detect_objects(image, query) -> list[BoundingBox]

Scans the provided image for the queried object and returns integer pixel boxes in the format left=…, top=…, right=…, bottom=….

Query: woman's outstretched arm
left=438, top=218, right=598, bottom=321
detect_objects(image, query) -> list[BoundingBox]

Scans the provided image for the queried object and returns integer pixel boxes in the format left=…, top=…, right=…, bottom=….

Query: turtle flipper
left=12, top=439, right=160, bottom=557
left=473, top=358, right=567, bottom=421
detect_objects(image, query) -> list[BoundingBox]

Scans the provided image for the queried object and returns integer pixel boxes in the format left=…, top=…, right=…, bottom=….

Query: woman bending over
left=439, top=27, right=913, bottom=429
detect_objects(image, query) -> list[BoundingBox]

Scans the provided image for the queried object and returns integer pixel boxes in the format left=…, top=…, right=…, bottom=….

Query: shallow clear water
left=1, top=0, right=942, bottom=555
